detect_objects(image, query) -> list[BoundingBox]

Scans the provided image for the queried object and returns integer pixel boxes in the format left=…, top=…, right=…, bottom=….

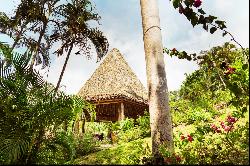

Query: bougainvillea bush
left=161, top=43, right=249, bottom=165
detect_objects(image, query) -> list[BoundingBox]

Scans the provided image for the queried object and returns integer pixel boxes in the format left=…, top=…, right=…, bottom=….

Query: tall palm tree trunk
left=30, top=21, right=48, bottom=68
left=140, top=0, right=174, bottom=156
left=11, top=23, right=26, bottom=50
left=55, top=43, right=74, bottom=92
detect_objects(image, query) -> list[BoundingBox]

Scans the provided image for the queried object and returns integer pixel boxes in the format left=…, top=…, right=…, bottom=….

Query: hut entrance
left=95, top=103, right=119, bottom=122
left=94, top=101, right=148, bottom=122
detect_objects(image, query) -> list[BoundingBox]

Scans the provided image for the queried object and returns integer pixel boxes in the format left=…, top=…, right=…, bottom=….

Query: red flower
left=194, top=0, right=202, bottom=8
left=220, top=121, right=225, bottom=129
left=227, top=116, right=236, bottom=124
left=172, top=48, right=177, bottom=52
left=180, top=135, right=185, bottom=140
left=187, top=135, right=193, bottom=142
left=216, top=128, right=222, bottom=133
left=175, top=155, right=181, bottom=162
left=225, top=67, right=236, bottom=75
left=179, top=6, right=185, bottom=14
left=164, top=157, right=172, bottom=164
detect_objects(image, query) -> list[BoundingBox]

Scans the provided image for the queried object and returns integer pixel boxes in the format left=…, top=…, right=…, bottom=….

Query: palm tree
left=0, top=0, right=62, bottom=69
left=0, top=42, right=91, bottom=164
left=54, top=0, right=109, bottom=92
left=14, top=0, right=60, bottom=68
left=140, top=0, right=174, bottom=156
left=0, top=11, right=27, bottom=51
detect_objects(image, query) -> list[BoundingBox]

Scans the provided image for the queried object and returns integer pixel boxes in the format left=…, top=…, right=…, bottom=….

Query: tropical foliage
left=0, top=42, right=94, bottom=164
left=0, top=0, right=109, bottom=91
left=54, top=0, right=109, bottom=90
left=161, top=43, right=249, bottom=165
left=0, top=0, right=109, bottom=164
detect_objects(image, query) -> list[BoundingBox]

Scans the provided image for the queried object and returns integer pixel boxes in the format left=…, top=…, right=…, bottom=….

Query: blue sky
left=0, top=0, right=249, bottom=94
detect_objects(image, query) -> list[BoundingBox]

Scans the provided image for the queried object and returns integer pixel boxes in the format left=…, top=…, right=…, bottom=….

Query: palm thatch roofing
left=78, top=48, right=148, bottom=104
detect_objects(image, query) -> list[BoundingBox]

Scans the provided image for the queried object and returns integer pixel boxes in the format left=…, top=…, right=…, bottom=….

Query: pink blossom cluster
left=210, top=116, right=236, bottom=133
left=194, top=0, right=202, bottom=8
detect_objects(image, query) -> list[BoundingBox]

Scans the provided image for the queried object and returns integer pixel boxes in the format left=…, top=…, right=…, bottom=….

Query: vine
left=169, top=0, right=247, bottom=55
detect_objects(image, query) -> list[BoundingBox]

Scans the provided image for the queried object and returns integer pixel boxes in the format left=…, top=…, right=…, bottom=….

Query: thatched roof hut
left=78, top=48, right=148, bottom=122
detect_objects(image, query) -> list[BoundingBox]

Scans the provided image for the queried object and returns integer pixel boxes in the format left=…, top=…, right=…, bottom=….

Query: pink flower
left=220, top=121, right=225, bottom=129
left=225, top=67, right=236, bottom=75
left=228, top=67, right=236, bottom=72
left=194, top=0, right=202, bottom=8
left=210, top=124, right=218, bottom=130
left=227, top=116, right=236, bottom=124
left=224, top=126, right=231, bottom=132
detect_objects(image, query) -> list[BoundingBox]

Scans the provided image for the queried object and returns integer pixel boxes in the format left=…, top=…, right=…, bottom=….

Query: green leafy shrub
left=136, top=111, right=151, bottom=137
left=74, top=138, right=151, bottom=165
left=118, top=127, right=143, bottom=143
left=75, top=133, right=100, bottom=157
left=0, top=43, right=91, bottom=164
left=172, top=110, right=249, bottom=165
left=84, top=115, right=151, bottom=146
left=85, top=122, right=109, bottom=135
left=35, top=131, right=76, bottom=165
left=164, top=43, right=249, bottom=165
left=119, top=118, right=135, bottom=131
left=111, top=115, right=151, bottom=144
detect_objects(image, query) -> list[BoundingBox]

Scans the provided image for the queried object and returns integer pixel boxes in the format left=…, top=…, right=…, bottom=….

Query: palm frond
left=0, top=12, right=12, bottom=34
left=0, top=132, right=30, bottom=164
left=86, top=28, right=109, bottom=62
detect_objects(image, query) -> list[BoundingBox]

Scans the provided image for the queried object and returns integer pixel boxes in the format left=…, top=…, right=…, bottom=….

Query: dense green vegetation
left=166, top=43, right=249, bottom=165
left=0, top=0, right=108, bottom=164
left=74, top=137, right=151, bottom=165
left=0, top=42, right=95, bottom=164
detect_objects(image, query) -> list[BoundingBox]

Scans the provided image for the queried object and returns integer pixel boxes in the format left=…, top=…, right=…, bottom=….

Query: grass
left=73, top=137, right=152, bottom=165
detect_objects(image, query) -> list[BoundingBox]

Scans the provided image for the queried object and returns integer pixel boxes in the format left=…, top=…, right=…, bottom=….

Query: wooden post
left=73, top=120, right=79, bottom=136
left=121, top=103, right=125, bottom=120
left=118, top=102, right=125, bottom=121
left=79, top=113, right=85, bottom=137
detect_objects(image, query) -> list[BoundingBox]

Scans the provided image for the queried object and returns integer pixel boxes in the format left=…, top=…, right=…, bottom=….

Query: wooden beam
left=91, top=99, right=148, bottom=106
left=121, top=102, right=125, bottom=120
left=118, top=102, right=125, bottom=121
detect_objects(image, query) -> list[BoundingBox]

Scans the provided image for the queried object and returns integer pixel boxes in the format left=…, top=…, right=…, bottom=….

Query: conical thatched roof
left=78, top=48, right=148, bottom=104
